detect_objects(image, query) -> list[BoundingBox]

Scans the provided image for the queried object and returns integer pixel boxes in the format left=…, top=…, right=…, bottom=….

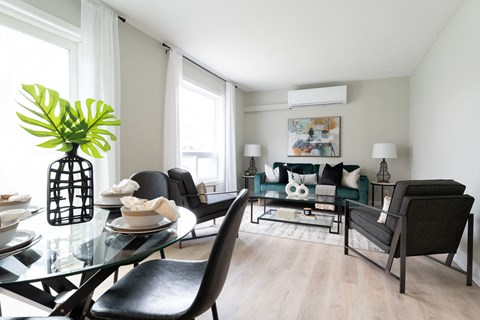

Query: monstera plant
left=16, top=83, right=121, bottom=226
left=16, top=83, right=120, bottom=158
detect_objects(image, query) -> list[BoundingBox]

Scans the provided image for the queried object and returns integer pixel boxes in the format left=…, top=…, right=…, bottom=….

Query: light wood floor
left=2, top=228, right=480, bottom=319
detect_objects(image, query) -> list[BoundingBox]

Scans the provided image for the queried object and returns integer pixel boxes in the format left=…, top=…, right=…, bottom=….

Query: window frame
left=179, top=79, right=225, bottom=185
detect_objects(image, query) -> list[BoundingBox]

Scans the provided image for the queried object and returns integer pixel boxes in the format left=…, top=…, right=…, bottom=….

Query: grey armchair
left=344, top=180, right=474, bottom=293
left=167, top=168, right=238, bottom=247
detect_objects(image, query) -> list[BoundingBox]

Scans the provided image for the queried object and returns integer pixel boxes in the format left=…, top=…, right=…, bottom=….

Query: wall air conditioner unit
left=288, top=85, right=347, bottom=108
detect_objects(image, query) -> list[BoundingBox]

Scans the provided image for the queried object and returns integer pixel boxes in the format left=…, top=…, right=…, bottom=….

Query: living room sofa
left=254, top=162, right=369, bottom=204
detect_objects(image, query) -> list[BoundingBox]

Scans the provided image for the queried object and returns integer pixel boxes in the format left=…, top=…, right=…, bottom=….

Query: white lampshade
left=372, top=143, right=397, bottom=159
left=244, top=144, right=261, bottom=157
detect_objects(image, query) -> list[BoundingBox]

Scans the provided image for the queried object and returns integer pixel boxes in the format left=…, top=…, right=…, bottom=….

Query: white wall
left=244, top=78, right=411, bottom=186
left=117, top=22, right=167, bottom=176
left=410, top=0, right=480, bottom=283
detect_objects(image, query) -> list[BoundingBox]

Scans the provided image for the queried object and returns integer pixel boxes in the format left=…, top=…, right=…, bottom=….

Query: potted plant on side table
left=16, top=84, right=120, bottom=225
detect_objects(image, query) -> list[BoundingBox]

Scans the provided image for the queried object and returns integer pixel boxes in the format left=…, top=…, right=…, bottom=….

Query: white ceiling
left=102, top=0, right=464, bottom=92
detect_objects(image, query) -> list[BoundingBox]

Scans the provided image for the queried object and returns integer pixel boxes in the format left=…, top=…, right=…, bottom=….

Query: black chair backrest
left=182, top=189, right=249, bottom=318
left=167, top=168, right=202, bottom=208
left=130, top=171, right=171, bottom=200
left=386, top=179, right=466, bottom=230
left=399, top=194, right=474, bottom=256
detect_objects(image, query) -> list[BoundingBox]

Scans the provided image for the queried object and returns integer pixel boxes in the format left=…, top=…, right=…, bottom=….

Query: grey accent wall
left=243, top=77, right=411, bottom=186
left=410, top=0, right=480, bottom=283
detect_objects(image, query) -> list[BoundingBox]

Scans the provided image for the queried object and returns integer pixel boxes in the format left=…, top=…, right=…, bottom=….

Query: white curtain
left=225, top=82, right=237, bottom=191
left=80, top=0, right=121, bottom=196
left=163, top=48, right=183, bottom=171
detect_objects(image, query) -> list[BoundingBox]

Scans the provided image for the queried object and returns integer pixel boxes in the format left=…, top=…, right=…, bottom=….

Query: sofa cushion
left=288, top=171, right=317, bottom=185
left=341, top=168, right=361, bottom=189
left=265, top=164, right=280, bottom=183
left=319, top=162, right=343, bottom=186
left=278, top=165, right=303, bottom=183
left=273, top=162, right=319, bottom=175
left=337, top=187, right=359, bottom=201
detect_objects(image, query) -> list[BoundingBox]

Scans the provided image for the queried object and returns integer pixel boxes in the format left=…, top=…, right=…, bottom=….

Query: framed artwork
left=288, top=116, right=341, bottom=157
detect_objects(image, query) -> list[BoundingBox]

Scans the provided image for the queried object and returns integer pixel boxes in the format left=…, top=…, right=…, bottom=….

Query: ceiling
left=101, top=0, right=464, bottom=92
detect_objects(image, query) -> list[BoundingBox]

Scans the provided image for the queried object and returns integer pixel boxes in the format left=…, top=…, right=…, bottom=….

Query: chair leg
left=160, top=248, right=166, bottom=259
left=344, top=203, right=350, bottom=255
left=399, top=216, right=407, bottom=294
left=211, top=302, right=219, bottom=320
left=467, top=213, right=473, bottom=286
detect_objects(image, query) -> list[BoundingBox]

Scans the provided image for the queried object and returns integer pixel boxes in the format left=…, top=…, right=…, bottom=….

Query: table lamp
left=372, top=143, right=397, bottom=183
left=244, top=144, right=261, bottom=175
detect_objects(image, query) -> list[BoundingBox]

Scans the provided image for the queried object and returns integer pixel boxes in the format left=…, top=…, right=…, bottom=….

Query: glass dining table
left=0, top=206, right=196, bottom=319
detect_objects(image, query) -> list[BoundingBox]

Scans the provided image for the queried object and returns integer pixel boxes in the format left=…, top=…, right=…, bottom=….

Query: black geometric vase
left=47, top=143, right=94, bottom=225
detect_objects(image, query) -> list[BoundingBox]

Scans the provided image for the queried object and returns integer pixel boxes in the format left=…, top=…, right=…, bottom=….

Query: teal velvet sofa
left=254, top=162, right=369, bottom=204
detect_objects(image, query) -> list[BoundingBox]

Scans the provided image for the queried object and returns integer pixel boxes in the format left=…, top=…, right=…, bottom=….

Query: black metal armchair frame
left=344, top=180, right=474, bottom=293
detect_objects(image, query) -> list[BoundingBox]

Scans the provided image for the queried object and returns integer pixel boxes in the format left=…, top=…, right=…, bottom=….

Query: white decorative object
left=276, top=208, right=296, bottom=219
left=285, top=181, right=299, bottom=196
left=296, top=184, right=309, bottom=198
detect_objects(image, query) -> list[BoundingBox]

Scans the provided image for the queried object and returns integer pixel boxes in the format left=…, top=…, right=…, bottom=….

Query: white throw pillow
left=265, top=164, right=280, bottom=183
left=288, top=171, right=317, bottom=185
left=196, top=182, right=208, bottom=203
left=377, top=196, right=391, bottom=224
left=341, top=168, right=361, bottom=189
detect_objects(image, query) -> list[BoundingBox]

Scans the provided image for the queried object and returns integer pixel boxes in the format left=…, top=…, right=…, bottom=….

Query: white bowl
left=0, top=198, right=31, bottom=212
left=100, top=191, right=134, bottom=205
left=0, top=219, right=19, bottom=247
left=120, top=206, right=164, bottom=228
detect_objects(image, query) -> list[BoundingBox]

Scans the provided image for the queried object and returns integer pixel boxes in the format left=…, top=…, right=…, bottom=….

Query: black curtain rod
left=162, top=43, right=236, bottom=88
left=118, top=15, right=126, bottom=23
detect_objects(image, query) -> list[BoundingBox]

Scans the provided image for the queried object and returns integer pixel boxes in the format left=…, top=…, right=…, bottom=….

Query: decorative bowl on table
left=120, top=206, right=164, bottom=228
left=0, top=196, right=31, bottom=212
left=0, top=218, right=19, bottom=247
left=99, top=191, right=134, bottom=205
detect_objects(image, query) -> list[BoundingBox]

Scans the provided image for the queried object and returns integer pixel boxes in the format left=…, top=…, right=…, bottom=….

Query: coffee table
left=250, top=191, right=343, bottom=234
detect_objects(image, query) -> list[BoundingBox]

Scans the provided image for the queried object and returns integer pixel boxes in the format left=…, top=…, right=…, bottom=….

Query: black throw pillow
left=278, top=165, right=304, bottom=183
left=319, top=162, right=344, bottom=186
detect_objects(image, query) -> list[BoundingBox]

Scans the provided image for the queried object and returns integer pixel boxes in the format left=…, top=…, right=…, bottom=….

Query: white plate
left=0, top=230, right=36, bottom=254
left=105, top=217, right=174, bottom=234
left=94, top=202, right=122, bottom=209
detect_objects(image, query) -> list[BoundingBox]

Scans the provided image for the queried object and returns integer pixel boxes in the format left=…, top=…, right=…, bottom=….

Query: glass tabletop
left=251, top=191, right=339, bottom=204
left=0, top=207, right=196, bottom=284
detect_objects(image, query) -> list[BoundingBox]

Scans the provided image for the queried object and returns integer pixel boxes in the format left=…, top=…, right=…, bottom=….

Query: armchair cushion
left=349, top=206, right=394, bottom=251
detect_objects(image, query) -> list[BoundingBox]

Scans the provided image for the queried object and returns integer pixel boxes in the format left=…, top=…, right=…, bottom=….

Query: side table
left=242, top=175, right=255, bottom=190
left=370, top=181, right=395, bottom=206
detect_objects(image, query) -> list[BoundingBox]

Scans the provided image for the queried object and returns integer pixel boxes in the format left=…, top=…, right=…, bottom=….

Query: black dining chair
left=90, top=189, right=249, bottom=320
left=130, top=170, right=174, bottom=259
left=112, top=170, right=173, bottom=283
left=0, top=317, right=72, bottom=320
left=130, top=170, right=173, bottom=200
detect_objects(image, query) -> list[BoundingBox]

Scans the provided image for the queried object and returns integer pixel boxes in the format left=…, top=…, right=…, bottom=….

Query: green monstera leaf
left=16, top=84, right=120, bottom=158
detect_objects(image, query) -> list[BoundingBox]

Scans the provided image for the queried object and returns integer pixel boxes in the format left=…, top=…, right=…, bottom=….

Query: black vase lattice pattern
left=47, top=144, right=94, bottom=225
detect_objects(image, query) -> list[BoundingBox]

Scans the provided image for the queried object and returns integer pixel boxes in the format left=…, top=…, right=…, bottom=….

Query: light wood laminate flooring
left=1, top=230, right=480, bottom=319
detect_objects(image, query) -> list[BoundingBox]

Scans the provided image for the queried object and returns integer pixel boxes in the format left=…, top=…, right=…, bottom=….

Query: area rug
left=236, top=203, right=382, bottom=252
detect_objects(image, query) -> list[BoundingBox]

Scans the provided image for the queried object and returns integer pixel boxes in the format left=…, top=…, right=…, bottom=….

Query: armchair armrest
left=254, top=172, right=266, bottom=193
left=184, top=190, right=239, bottom=198
left=345, top=199, right=401, bottom=219
left=357, top=175, right=369, bottom=204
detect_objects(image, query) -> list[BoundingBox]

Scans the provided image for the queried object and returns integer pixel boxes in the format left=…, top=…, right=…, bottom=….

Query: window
left=179, top=80, right=225, bottom=184
left=0, top=7, right=79, bottom=204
